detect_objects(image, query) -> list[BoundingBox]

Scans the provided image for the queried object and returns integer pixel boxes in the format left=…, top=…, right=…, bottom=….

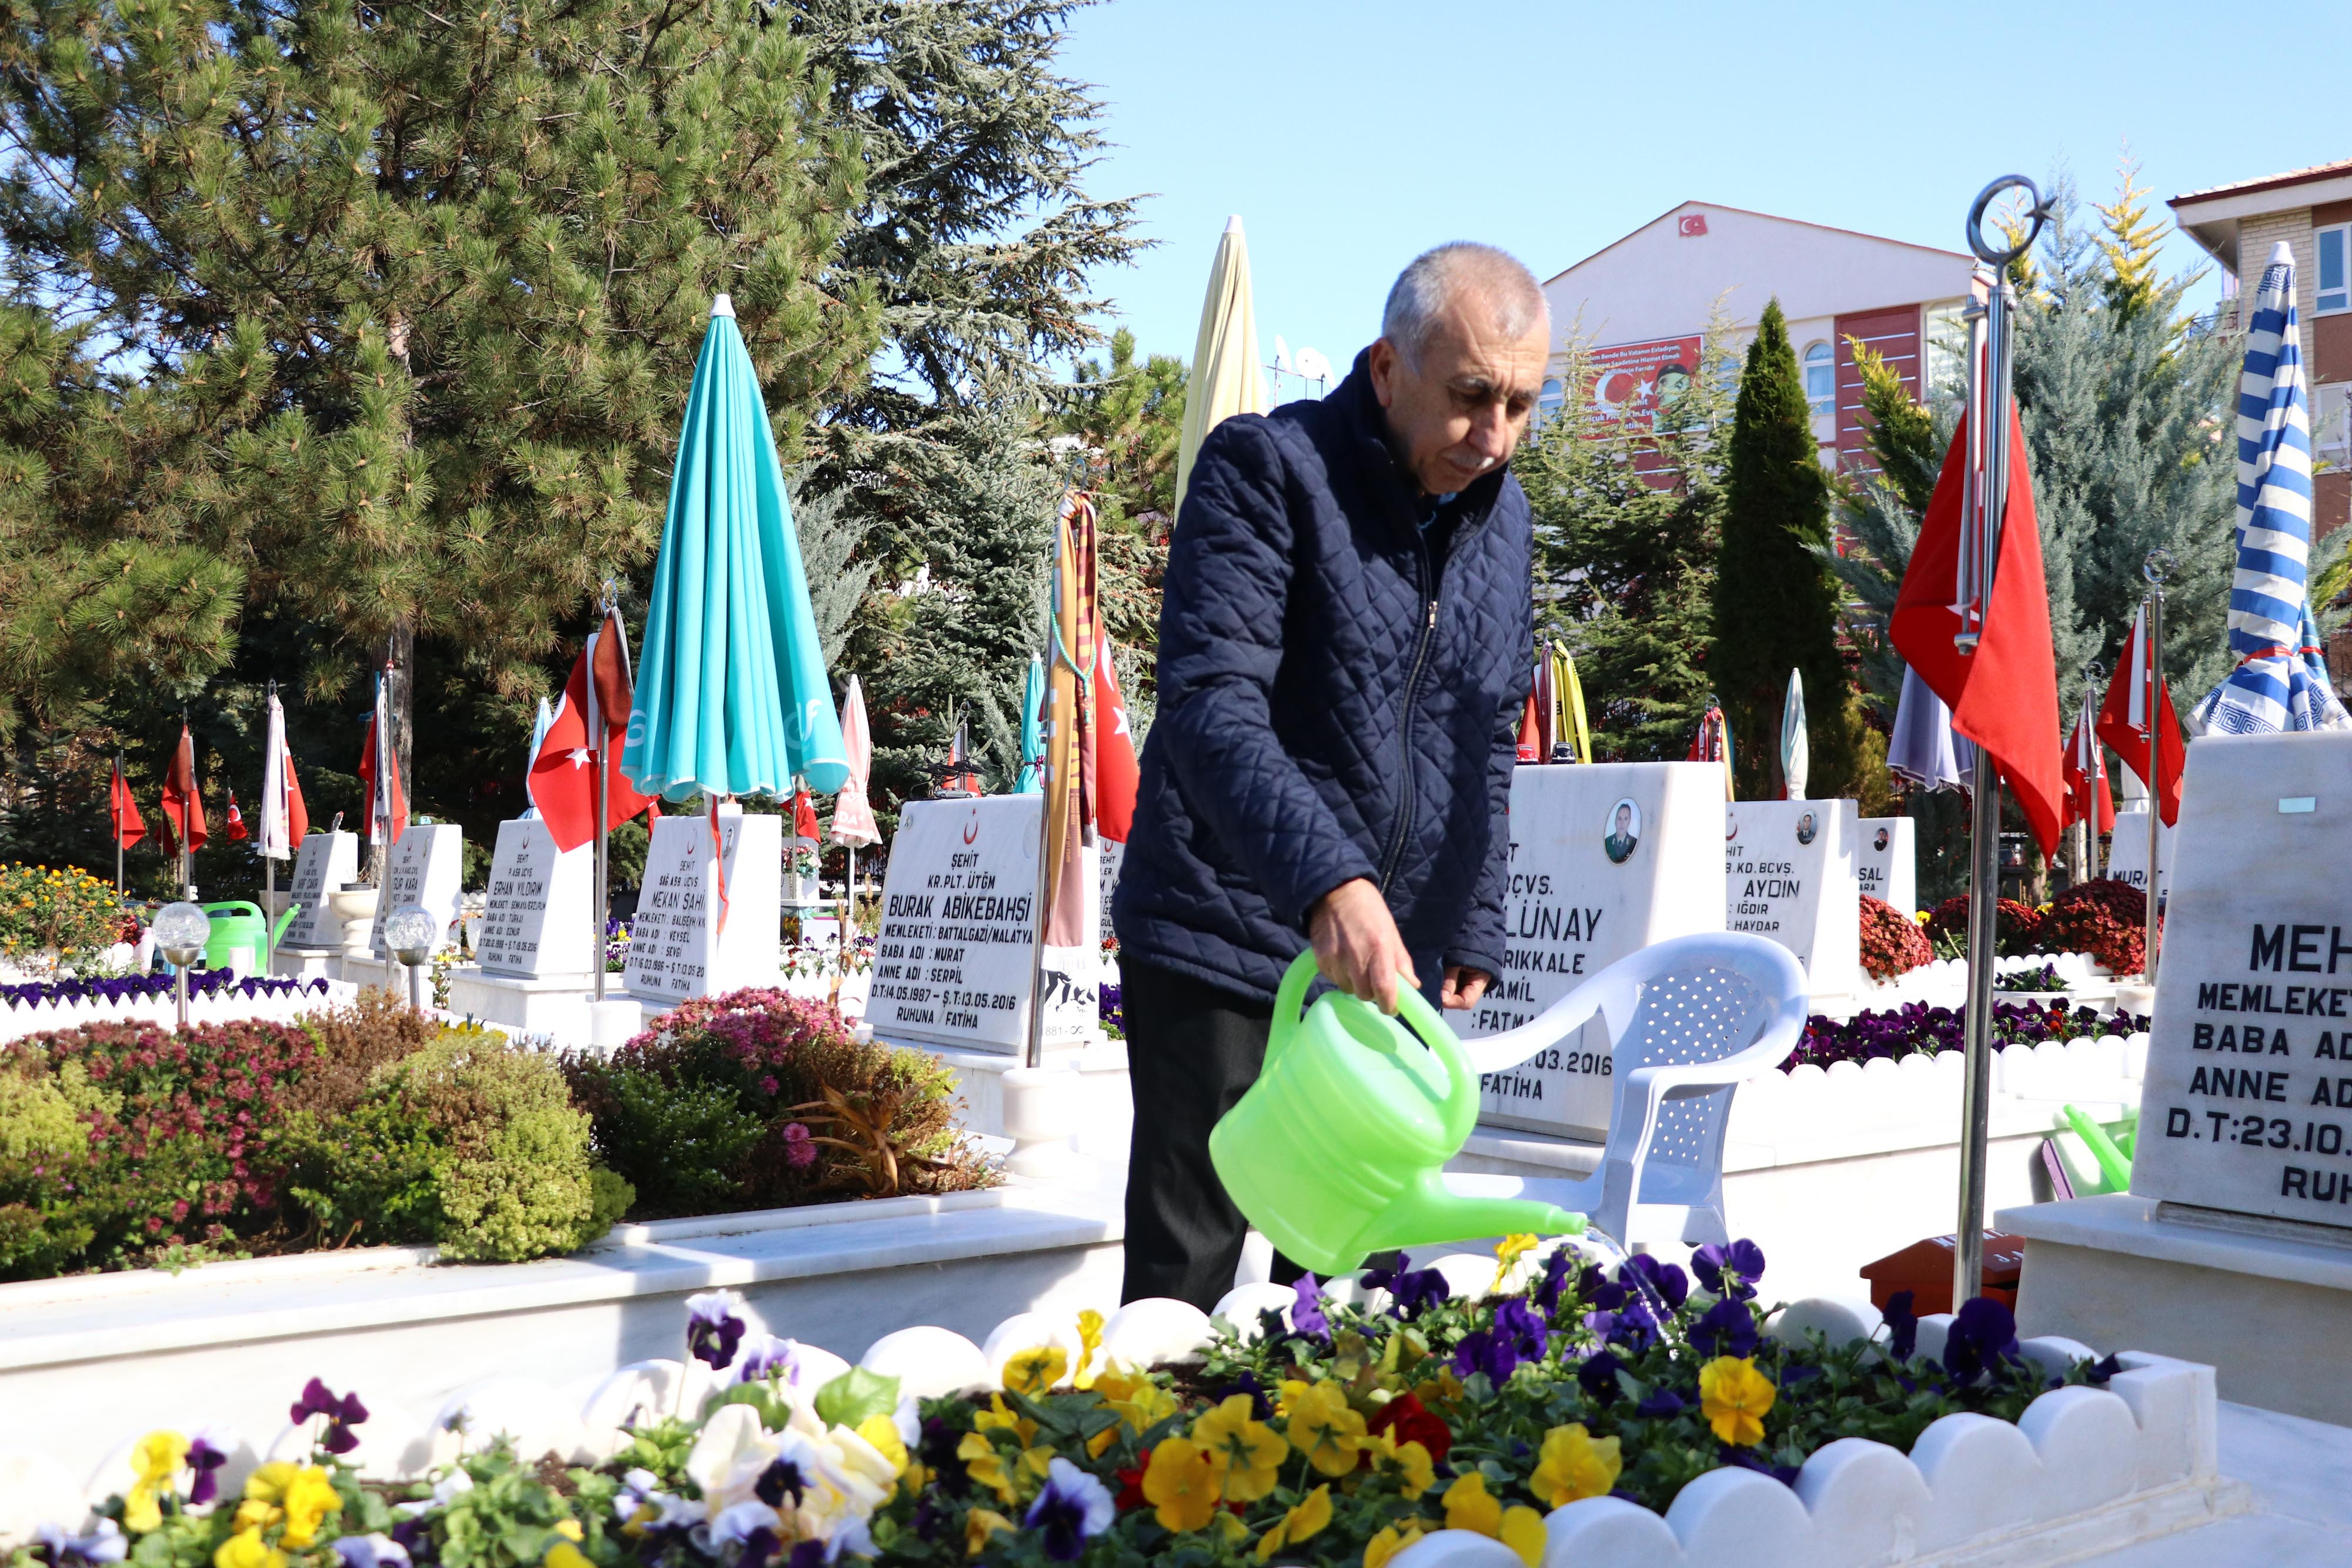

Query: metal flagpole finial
left=1965, top=175, right=2053, bottom=268
left=2143, top=548, right=2174, bottom=586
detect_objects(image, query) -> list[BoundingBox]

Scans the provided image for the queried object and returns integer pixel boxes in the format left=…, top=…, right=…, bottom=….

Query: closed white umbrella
left=1779, top=667, right=1809, bottom=800
left=1174, top=216, right=1271, bottom=512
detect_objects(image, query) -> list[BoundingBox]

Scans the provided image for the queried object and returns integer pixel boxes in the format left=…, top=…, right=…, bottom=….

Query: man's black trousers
left=1117, top=958, right=1306, bottom=1309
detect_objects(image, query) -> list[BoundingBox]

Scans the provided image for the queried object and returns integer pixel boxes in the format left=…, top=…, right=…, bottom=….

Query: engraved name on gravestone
left=1725, top=798, right=1860, bottom=998
left=2104, top=805, right=2175, bottom=904
left=1470, top=762, right=1728, bottom=1138
left=280, top=831, right=359, bottom=949
left=369, top=824, right=465, bottom=961
left=1856, top=816, right=1917, bottom=916
left=2129, top=731, right=2352, bottom=1227
left=871, top=795, right=1098, bottom=1054
left=623, top=811, right=783, bottom=1004
left=477, top=817, right=594, bottom=978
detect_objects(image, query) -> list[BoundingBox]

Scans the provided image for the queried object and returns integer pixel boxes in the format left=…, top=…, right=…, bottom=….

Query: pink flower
left=783, top=1122, right=816, bottom=1169
left=760, top=1075, right=780, bottom=1096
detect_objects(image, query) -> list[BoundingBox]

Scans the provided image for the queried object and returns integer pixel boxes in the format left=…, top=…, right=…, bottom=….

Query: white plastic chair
left=1443, top=932, right=1808, bottom=1249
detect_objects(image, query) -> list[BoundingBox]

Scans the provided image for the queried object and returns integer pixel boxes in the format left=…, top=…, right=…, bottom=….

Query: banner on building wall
left=1583, top=335, right=1705, bottom=432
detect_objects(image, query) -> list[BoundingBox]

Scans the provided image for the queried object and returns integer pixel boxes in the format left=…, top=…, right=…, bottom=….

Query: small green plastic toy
left=1210, top=951, right=1583, bottom=1276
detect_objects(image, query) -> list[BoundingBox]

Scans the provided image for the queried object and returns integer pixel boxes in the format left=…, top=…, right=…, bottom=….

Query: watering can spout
left=270, top=903, right=300, bottom=946
left=1364, top=1172, right=1583, bottom=1262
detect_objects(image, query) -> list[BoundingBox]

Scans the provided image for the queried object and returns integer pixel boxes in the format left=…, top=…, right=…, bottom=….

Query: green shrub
left=0, top=862, right=126, bottom=967
left=587, top=1072, right=766, bottom=1214
left=290, top=1026, right=633, bottom=1263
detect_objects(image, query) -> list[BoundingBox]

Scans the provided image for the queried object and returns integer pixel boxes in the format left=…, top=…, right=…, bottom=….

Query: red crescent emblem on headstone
left=963, top=810, right=979, bottom=845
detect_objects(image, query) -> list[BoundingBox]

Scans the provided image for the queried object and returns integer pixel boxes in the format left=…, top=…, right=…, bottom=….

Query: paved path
left=2082, top=1401, right=2352, bottom=1564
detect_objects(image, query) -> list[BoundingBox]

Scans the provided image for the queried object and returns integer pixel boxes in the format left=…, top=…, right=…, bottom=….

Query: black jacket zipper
left=1378, top=539, right=1438, bottom=893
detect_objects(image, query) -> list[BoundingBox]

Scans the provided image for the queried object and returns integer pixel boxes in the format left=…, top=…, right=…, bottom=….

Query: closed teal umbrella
left=623, top=296, right=848, bottom=800
left=1015, top=653, right=1045, bottom=794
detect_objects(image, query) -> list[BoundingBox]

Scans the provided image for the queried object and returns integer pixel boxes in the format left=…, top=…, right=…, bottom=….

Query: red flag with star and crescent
left=530, top=623, right=660, bottom=854
left=225, top=788, right=249, bottom=841
left=1093, top=638, right=1139, bottom=844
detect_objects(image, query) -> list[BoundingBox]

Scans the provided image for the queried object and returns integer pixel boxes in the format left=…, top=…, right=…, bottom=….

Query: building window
left=1803, top=342, right=1835, bottom=417
left=2318, top=225, right=2350, bottom=316
left=1535, top=376, right=1563, bottom=430
left=2318, top=382, right=2351, bottom=466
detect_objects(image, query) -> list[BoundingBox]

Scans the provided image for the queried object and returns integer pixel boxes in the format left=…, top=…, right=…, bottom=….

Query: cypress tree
left=1712, top=299, right=1855, bottom=798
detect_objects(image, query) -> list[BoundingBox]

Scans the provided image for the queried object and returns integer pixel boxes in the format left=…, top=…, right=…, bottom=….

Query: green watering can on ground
left=1210, top=952, right=1585, bottom=1276
left=198, top=901, right=299, bottom=974
left=2059, top=1102, right=2138, bottom=1195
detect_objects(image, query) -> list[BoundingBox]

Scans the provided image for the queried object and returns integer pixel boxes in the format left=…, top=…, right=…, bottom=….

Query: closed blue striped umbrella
left=2194, top=242, right=2351, bottom=734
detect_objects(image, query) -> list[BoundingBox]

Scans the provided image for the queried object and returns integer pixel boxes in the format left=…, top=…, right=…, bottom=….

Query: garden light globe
left=383, top=903, right=439, bottom=965
left=152, top=901, right=211, bottom=965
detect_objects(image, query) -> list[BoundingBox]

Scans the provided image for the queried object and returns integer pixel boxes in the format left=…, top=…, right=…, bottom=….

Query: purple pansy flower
left=1616, top=1252, right=1688, bottom=1310
left=685, top=1290, right=748, bottom=1369
left=1492, top=1297, right=1549, bottom=1363
left=291, top=1378, right=369, bottom=1455
left=186, top=1428, right=232, bottom=1506
left=1452, top=1329, right=1519, bottom=1385
left=1689, top=1296, right=1759, bottom=1359
left=1364, top=1264, right=1451, bottom=1319
left=1024, top=1457, right=1115, bottom=1562
left=1635, top=1386, right=1686, bottom=1419
left=1576, top=1348, right=1623, bottom=1403
left=1533, top=1248, right=1574, bottom=1317
left=1940, top=1296, right=2022, bottom=1383
left=1289, top=1273, right=1331, bottom=1342
left=733, top=1335, right=802, bottom=1388
left=1691, top=1239, right=1767, bottom=1301
left=1576, top=1265, right=1628, bottom=1311
left=1882, top=1289, right=1919, bottom=1362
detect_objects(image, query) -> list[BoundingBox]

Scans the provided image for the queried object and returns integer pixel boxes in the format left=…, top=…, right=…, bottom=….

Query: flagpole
left=262, top=682, right=276, bottom=972
left=114, top=754, right=125, bottom=895
left=1952, top=176, right=2044, bottom=1311
left=2142, top=553, right=2169, bottom=983
left=591, top=597, right=611, bottom=1004
left=179, top=708, right=192, bottom=898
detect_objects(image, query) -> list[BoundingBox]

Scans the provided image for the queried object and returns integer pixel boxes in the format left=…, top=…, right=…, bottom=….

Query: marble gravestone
left=2104, top=805, right=2176, bottom=906
left=1469, top=762, right=1728, bottom=1138
left=2130, top=732, right=2352, bottom=1229
left=870, top=795, right=1100, bottom=1055
left=1855, top=815, right=1918, bottom=917
left=280, top=831, right=359, bottom=949
left=1098, top=838, right=1125, bottom=946
left=1725, top=798, right=1861, bottom=1000
left=622, top=810, right=783, bottom=1004
left=476, top=817, right=595, bottom=978
left=368, top=824, right=465, bottom=961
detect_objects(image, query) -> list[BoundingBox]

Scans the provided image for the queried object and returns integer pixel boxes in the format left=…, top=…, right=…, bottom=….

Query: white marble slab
left=1467, top=763, right=1728, bottom=1137
left=279, top=831, right=359, bottom=950
left=2106, top=805, right=2177, bottom=908
left=1856, top=815, right=1918, bottom=915
left=477, top=818, right=594, bottom=978
left=1725, top=797, right=1862, bottom=999
left=871, top=796, right=1098, bottom=1055
left=620, top=810, right=782, bottom=1003
left=368, top=824, right=464, bottom=961
left=2129, top=732, right=2352, bottom=1229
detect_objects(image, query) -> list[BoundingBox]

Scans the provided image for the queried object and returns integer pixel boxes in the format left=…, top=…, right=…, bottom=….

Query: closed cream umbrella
left=1174, top=215, right=1271, bottom=511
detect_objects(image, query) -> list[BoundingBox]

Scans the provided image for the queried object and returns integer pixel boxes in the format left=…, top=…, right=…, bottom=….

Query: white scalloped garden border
left=1728, top=1028, right=2148, bottom=1144
left=0, top=1249, right=2243, bottom=1566
left=0, top=980, right=359, bottom=1045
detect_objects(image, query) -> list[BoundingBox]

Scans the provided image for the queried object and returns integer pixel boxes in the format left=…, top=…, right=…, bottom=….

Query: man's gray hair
left=1381, top=243, right=1549, bottom=365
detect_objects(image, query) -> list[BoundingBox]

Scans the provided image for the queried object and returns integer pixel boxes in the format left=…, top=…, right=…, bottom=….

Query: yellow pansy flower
left=277, top=1467, right=342, bottom=1547
left=1279, top=1380, right=1367, bottom=1477
left=1073, top=1309, right=1105, bottom=1390
left=856, top=1414, right=910, bottom=1475
left=1140, top=1437, right=1222, bottom=1533
left=1699, top=1356, right=1778, bottom=1447
left=243, top=1464, right=298, bottom=1504
left=544, top=1544, right=592, bottom=1568
left=1442, top=1472, right=1501, bottom=1536
left=957, top=1432, right=1017, bottom=1505
left=1095, top=1370, right=1179, bottom=1436
left=1364, top=1432, right=1435, bottom=1499
left=1499, top=1506, right=1548, bottom=1567
left=963, top=1508, right=1013, bottom=1558
left=1191, top=1394, right=1288, bottom=1503
left=1362, top=1517, right=1426, bottom=1568
left=973, top=1393, right=1038, bottom=1445
left=1253, top=1483, right=1333, bottom=1563
left=1491, top=1232, right=1539, bottom=1290
left=213, top=1529, right=283, bottom=1568
left=551, top=1520, right=584, bottom=1542
left=1001, top=1345, right=1067, bottom=1396
left=132, top=1431, right=189, bottom=1486
left=1530, top=1422, right=1621, bottom=1507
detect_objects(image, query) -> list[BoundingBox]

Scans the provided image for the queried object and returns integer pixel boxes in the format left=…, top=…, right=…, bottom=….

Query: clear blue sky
left=1058, top=0, right=2336, bottom=378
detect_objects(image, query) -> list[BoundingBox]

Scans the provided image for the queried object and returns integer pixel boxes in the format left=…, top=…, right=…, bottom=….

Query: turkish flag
left=2096, top=604, right=2185, bottom=828
left=1516, top=688, right=1540, bottom=763
left=1094, top=641, right=1140, bottom=844
left=2062, top=693, right=2114, bottom=835
left=530, top=634, right=660, bottom=854
left=282, top=751, right=310, bottom=848
left=110, top=758, right=145, bottom=850
left=1890, top=405, right=2065, bottom=860
left=226, top=788, right=249, bottom=841
left=160, top=724, right=208, bottom=854
left=791, top=787, right=820, bottom=841
left=357, top=712, right=409, bottom=845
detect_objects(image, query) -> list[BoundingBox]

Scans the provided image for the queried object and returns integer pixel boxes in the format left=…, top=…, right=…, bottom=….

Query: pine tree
left=1712, top=299, right=1857, bottom=798
left=1518, top=305, right=1735, bottom=761
left=2093, top=151, right=2167, bottom=328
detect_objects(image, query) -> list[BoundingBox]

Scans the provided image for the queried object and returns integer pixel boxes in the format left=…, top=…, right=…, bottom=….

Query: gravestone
left=1725, top=798, right=1861, bottom=1000
left=622, top=810, right=783, bottom=1003
left=280, top=831, right=359, bottom=950
left=870, top=795, right=1099, bottom=1054
left=1856, top=815, right=1918, bottom=916
left=2104, top=806, right=2176, bottom=907
left=1100, top=839, right=1125, bottom=946
left=369, top=824, right=465, bottom=961
left=476, top=817, right=594, bottom=978
left=2129, top=732, right=2352, bottom=1228
left=1469, top=762, right=1728, bottom=1138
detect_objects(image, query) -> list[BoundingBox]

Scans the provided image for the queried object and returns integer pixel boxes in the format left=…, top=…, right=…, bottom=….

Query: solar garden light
left=383, top=902, right=439, bottom=1015
left=151, top=901, right=211, bottom=1029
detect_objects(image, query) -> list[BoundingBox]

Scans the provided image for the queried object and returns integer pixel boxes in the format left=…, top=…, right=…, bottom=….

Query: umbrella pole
left=265, top=858, right=275, bottom=972
left=2143, top=566, right=2167, bottom=983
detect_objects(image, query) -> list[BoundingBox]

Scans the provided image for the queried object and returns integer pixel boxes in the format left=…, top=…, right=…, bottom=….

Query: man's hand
left=1440, top=966, right=1491, bottom=1011
left=1309, top=878, right=1417, bottom=1014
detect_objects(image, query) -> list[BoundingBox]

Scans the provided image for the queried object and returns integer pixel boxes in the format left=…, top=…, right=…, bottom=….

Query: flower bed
left=1790, top=999, right=2147, bottom=1073
left=0, top=989, right=995, bottom=1281
left=0, top=1239, right=2233, bottom=1567
left=0, top=864, right=125, bottom=971
left=1919, top=882, right=2150, bottom=975
left=2, top=973, right=332, bottom=1010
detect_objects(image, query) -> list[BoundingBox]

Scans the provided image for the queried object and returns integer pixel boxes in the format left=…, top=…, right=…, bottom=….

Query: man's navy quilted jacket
left=1111, top=352, right=1532, bottom=1004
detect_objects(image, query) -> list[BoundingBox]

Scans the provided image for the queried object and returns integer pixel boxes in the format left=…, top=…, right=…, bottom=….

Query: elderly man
left=1110, top=243, right=1552, bottom=1308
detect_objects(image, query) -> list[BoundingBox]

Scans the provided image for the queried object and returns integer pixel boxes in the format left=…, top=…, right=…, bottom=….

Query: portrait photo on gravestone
left=1603, top=797, right=1641, bottom=864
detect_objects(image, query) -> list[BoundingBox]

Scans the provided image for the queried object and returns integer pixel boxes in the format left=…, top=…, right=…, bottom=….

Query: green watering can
left=1210, top=952, right=1584, bottom=1276
left=198, top=901, right=299, bottom=974
left=2059, top=1102, right=2138, bottom=1195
